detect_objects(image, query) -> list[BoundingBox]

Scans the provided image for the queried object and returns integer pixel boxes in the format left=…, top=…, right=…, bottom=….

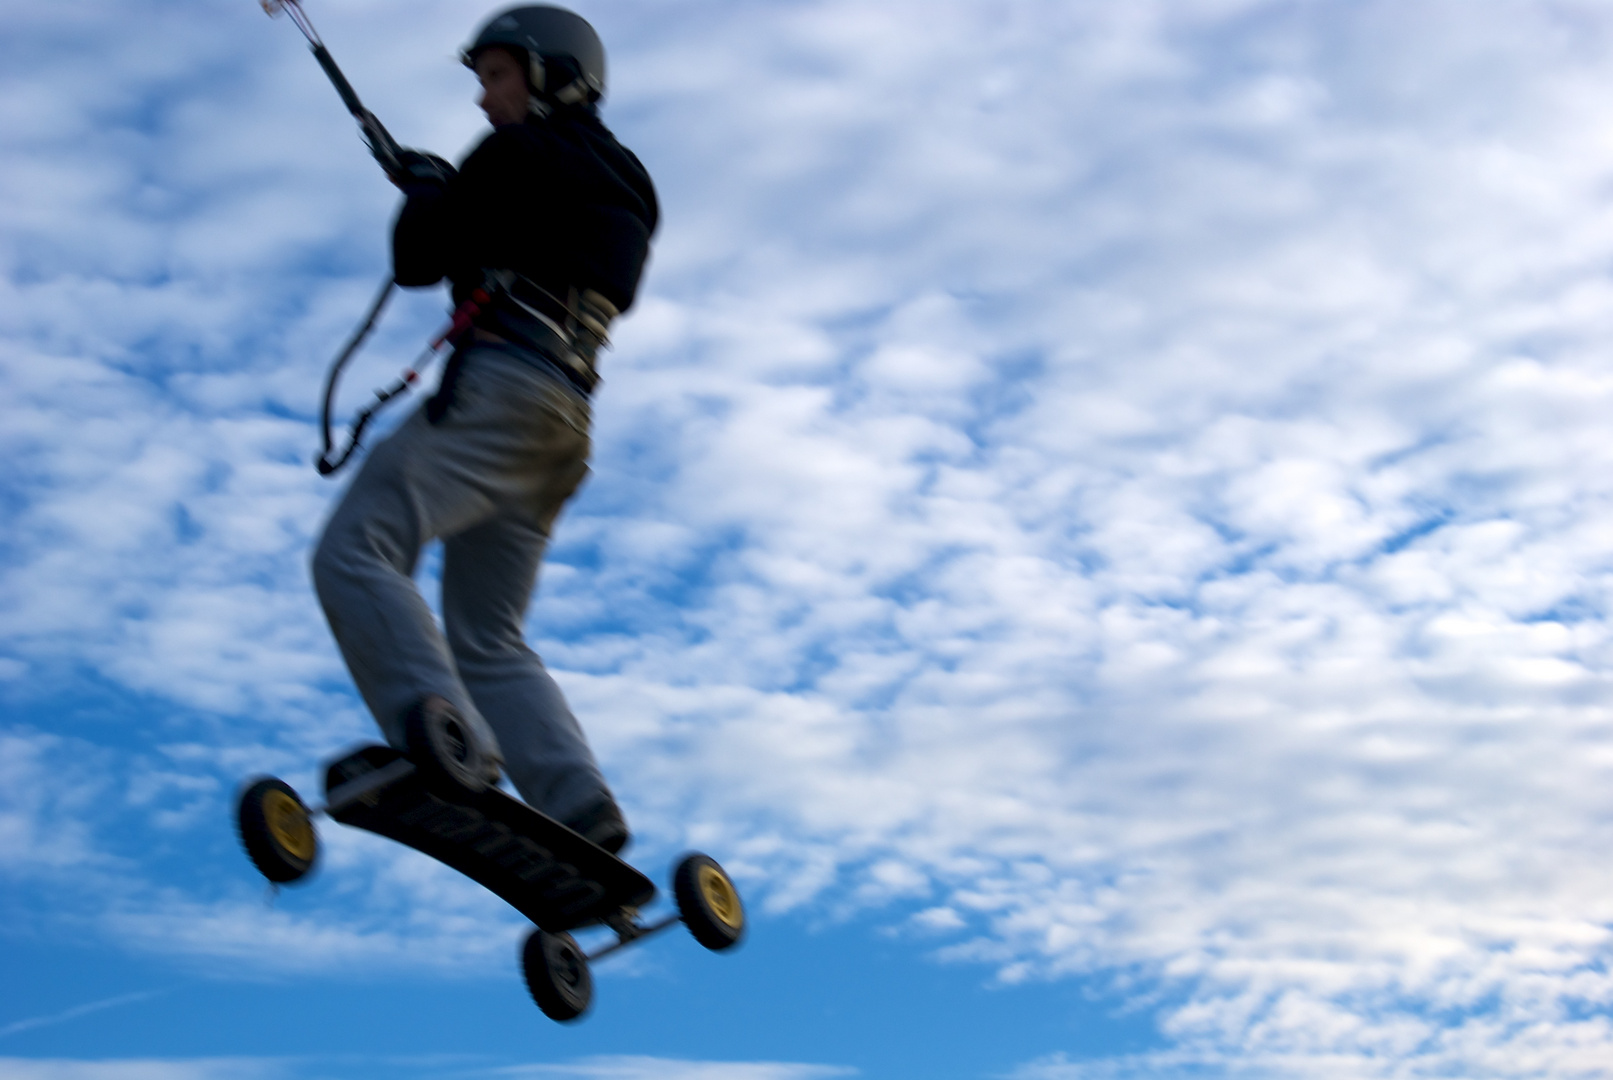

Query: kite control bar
left=260, top=0, right=485, bottom=475
left=261, top=0, right=404, bottom=179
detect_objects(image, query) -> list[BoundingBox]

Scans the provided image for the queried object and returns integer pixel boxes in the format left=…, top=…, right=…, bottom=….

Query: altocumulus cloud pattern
left=5, top=0, right=1613, bottom=1076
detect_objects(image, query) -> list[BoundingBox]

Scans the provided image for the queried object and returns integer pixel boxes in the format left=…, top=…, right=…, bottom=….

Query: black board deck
left=324, top=744, right=655, bottom=933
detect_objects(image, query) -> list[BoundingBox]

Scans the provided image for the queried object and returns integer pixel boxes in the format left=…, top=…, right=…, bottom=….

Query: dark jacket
left=392, top=109, right=659, bottom=317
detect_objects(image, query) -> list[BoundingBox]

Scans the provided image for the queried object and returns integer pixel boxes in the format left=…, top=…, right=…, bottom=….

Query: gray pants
left=311, top=345, right=611, bottom=822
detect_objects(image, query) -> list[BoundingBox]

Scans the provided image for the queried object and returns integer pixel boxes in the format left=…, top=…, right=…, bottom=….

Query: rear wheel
left=674, top=853, right=745, bottom=951
left=522, top=929, right=592, bottom=1022
left=237, top=777, right=318, bottom=884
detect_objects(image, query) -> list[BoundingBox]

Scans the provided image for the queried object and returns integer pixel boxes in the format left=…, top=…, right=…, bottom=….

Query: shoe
left=401, top=694, right=502, bottom=790
left=564, top=796, right=630, bottom=855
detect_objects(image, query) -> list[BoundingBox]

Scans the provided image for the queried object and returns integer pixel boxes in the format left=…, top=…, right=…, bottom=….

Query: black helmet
left=462, top=5, right=606, bottom=105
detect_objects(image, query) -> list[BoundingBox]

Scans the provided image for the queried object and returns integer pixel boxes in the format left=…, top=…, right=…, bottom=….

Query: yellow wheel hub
left=263, top=789, right=315, bottom=862
left=697, top=864, right=742, bottom=929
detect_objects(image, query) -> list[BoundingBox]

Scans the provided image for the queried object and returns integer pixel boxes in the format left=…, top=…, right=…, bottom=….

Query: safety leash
left=315, top=279, right=499, bottom=477
left=313, top=275, right=393, bottom=476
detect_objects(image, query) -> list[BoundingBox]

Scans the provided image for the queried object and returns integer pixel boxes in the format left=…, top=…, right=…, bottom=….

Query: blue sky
left=6, top=0, right=1613, bottom=1076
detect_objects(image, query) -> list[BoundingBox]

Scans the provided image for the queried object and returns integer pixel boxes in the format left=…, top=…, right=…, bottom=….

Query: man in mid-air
left=312, top=4, right=657, bottom=854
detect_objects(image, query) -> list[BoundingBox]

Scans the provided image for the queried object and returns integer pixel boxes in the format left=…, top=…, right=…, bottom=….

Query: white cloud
left=0, top=731, right=117, bottom=876
left=0, top=1058, right=852, bottom=1080
left=0, top=1061, right=283, bottom=1080
left=0, top=993, right=163, bottom=1041
left=491, top=1058, right=854, bottom=1080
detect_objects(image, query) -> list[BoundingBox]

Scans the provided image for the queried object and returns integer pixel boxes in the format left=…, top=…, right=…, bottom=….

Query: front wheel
left=237, top=777, right=318, bottom=884
left=674, top=853, right=745, bottom=951
left=522, top=929, right=593, bottom=1022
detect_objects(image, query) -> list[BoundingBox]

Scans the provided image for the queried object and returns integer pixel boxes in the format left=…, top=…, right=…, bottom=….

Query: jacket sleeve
left=391, top=184, right=455, bottom=287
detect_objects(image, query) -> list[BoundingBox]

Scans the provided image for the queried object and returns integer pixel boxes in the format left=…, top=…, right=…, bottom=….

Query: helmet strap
left=552, top=79, right=589, bottom=106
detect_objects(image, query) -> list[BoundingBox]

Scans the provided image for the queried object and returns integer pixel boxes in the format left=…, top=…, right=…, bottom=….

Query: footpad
left=325, top=745, right=654, bottom=932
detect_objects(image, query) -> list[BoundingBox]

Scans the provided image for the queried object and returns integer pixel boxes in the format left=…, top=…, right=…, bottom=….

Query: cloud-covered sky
left=6, top=0, right=1613, bottom=1076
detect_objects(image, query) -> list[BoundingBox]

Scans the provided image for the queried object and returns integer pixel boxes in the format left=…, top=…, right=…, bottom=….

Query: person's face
left=476, top=47, right=530, bottom=127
